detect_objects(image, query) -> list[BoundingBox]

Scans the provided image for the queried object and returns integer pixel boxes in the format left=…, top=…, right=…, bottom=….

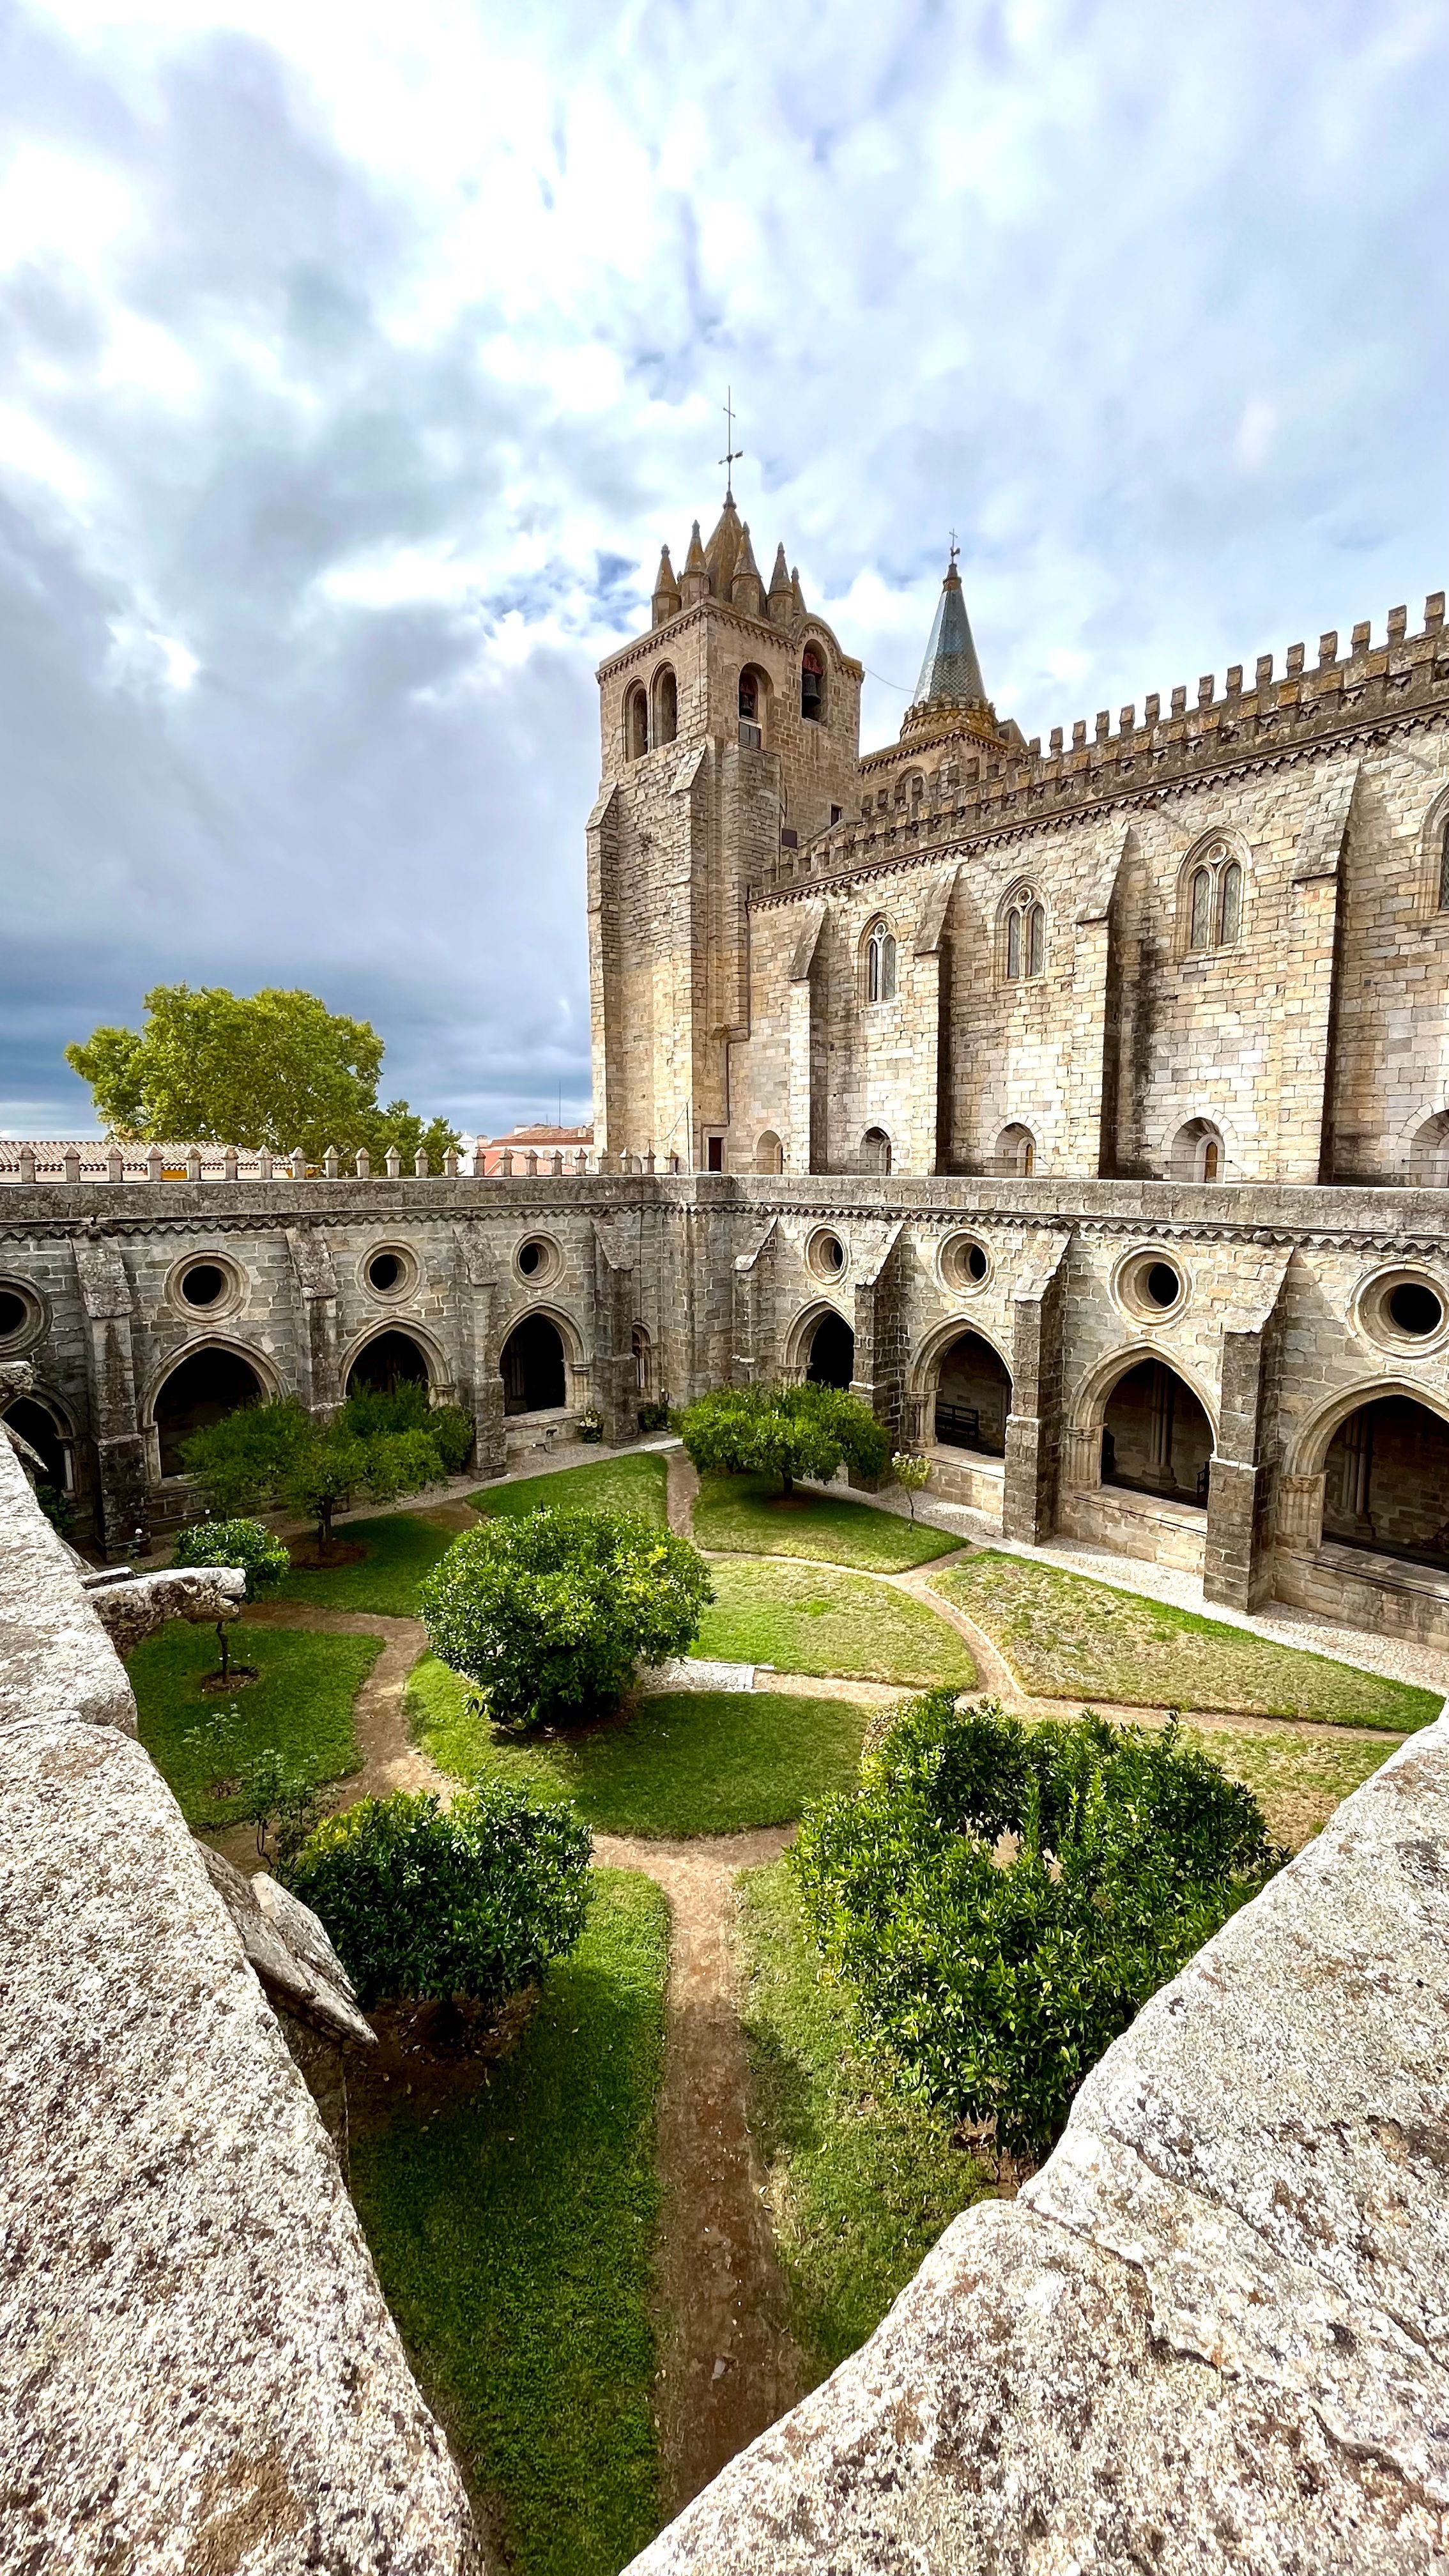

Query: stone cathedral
left=6, top=492, right=1449, bottom=1644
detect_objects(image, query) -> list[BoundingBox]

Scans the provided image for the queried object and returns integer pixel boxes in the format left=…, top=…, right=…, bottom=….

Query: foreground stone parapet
left=624, top=1717, right=1449, bottom=2574
left=0, top=1712, right=479, bottom=2575
left=0, top=1434, right=136, bottom=1733
left=84, top=1562, right=246, bottom=1655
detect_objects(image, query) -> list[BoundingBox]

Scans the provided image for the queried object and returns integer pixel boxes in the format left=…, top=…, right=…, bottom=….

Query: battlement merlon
left=765, top=590, right=1449, bottom=897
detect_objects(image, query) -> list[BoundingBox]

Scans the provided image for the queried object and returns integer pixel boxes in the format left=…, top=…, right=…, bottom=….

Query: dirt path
left=666, top=1448, right=700, bottom=1536
left=594, top=1825, right=804, bottom=2518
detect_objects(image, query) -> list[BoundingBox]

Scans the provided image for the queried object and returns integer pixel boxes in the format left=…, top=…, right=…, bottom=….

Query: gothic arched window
left=1003, top=888, right=1045, bottom=982
left=1218, top=860, right=1242, bottom=946
left=739, top=669, right=757, bottom=721
left=801, top=645, right=825, bottom=723
left=625, top=685, right=648, bottom=761
left=1439, top=820, right=1449, bottom=912
left=866, top=920, right=897, bottom=1003
left=1179, top=839, right=1245, bottom=954
left=651, top=665, right=677, bottom=748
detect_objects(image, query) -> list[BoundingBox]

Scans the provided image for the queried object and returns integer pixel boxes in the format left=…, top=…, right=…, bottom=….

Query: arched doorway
left=1101, top=1359, right=1212, bottom=1508
left=933, top=1333, right=1011, bottom=1456
left=346, top=1330, right=430, bottom=1396
left=3, top=1393, right=73, bottom=1493
left=1322, top=1394, right=1449, bottom=1568
left=155, top=1347, right=264, bottom=1478
left=806, top=1312, right=854, bottom=1390
left=500, top=1315, right=567, bottom=1414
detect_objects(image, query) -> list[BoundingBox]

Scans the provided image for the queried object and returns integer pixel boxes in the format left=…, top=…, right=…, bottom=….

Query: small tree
left=892, top=1452, right=931, bottom=1522
left=183, top=1389, right=474, bottom=1555
left=238, top=1747, right=324, bottom=1866
left=792, top=1692, right=1287, bottom=2162
left=420, top=1506, right=713, bottom=1729
left=679, top=1380, right=890, bottom=1496
left=286, top=1785, right=591, bottom=2011
left=174, top=1515, right=290, bottom=1681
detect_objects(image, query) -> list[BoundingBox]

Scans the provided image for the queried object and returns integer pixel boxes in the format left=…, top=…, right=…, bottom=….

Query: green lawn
left=1183, top=1721, right=1399, bottom=1851
left=128, top=1619, right=382, bottom=1827
left=692, top=1470, right=956, bottom=1570
left=350, top=1869, right=668, bottom=2576
left=410, top=1656, right=873, bottom=1836
left=933, top=1552, right=1443, bottom=1730
left=697, top=1556, right=974, bottom=1688
left=273, top=1510, right=459, bottom=1615
left=473, top=1452, right=670, bottom=1527
left=738, top=1860, right=992, bottom=2384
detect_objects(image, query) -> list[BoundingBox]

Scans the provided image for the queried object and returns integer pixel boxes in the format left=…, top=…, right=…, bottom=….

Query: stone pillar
left=452, top=1225, right=505, bottom=1478
left=731, top=1220, right=778, bottom=1385
left=786, top=901, right=827, bottom=1174
left=1002, top=1229, right=1070, bottom=1544
left=72, top=1241, right=150, bottom=1557
left=847, top=1221, right=907, bottom=1482
left=591, top=1222, right=638, bottom=1448
left=1203, top=1255, right=1290, bottom=1611
left=285, top=1229, right=342, bottom=1418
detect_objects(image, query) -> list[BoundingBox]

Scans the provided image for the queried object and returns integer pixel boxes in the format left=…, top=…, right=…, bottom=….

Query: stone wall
left=624, top=1704, right=1449, bottom=2575
left=0, top=1433, right=480, bottom=2576
left=6, top=1167, right=1449, bottom=1641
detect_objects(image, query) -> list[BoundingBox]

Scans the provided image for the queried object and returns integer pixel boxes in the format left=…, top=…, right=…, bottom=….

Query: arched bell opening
left=500, top=1315, right=568, bottom=1416
left=805, top=1311, right=855, bottom=1391
left=1101, top=1358, right=1213, bottom=1510
left=1322, top=1393, right=1449, bottom=1571
left=933, top=1331, right=1011, bottom=1458
left=344, top=1330, right=431, bottom=1397
left=154, top=1347, right=266, bottom=1480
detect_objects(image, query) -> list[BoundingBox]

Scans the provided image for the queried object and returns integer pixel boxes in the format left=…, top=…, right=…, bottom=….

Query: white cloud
left=3, top=0, right=1449, bottom=1133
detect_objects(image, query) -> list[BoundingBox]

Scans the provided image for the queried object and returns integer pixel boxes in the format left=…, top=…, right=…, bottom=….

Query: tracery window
left=1004, top=888, right=1046, bottom=982
left=865, top=919, right=897, bottom=1003
left=1183, top=840, right=1243, bottom=952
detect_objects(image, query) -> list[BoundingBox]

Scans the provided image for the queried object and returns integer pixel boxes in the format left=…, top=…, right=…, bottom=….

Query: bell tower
left=588, top=494, right=863, bottom=1168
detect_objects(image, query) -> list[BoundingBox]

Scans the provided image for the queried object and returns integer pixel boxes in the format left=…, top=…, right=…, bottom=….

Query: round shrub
left=420, top=1505, right=713, bottom=1729
left=173, top=1515, right=290, bottom=1599
left=792, top=1691, right=1286, bottom=2161
left=286, top=1784, right=591, bottom=2010
left=679, top=1381, right=889, bottom=1494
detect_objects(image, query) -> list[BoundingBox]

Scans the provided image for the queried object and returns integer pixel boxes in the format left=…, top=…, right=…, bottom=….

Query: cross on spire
left=719, top=386, right=744, bottom=500
left=948, top=526, right=960, bottom=568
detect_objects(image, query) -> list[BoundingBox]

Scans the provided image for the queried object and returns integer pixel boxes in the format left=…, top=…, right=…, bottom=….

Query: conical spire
left=652, top=543, right=681, bottom=629
left=730, top=521, right=763, bottom=617
left=911, top=556, right=987, bottom=710
left=767, top=542, right=793, bottom=623
left=791, top=564, right=806, bottom=618
left=703, top=493, right=743, bottom=597
left=680, top=518, right=709, bottom=608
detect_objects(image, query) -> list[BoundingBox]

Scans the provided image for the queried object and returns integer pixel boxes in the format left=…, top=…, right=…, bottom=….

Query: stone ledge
left=625, top=1719, right=1449, bottom=2572
left=0, top=1436, right=135, bottom=1735
left=0, top=1712, right=479, bottom=2576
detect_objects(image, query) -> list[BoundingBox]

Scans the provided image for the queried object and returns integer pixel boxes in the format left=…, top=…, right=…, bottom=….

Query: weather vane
left=719, top=387, right=744, bottom=501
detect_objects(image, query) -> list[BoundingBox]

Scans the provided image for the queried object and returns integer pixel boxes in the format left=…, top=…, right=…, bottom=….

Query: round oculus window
left=514, top=1235, right=561, bottom=1286
left=808, top=1230, right=847, bottom=1280
left=367, top=1250, right=402, bottom=1293
left=179, top=1261, right=227, bottom=1310
left=941, top=1234, right=990, bottom=1292
left=0, top=1287, right=29, bottom=1340
left=1113, top=1247, right=1191, bottom=1324
left=1388, top=1280, right=1443, bottom=1338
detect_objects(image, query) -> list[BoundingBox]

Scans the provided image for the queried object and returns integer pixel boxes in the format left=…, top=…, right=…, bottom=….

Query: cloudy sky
left=3, top=0, right=1447, bottom=1139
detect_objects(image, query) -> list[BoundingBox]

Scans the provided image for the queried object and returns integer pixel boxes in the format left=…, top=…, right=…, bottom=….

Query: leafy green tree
left=792, top=1693, right=1286, bottom=2162
left=679, top=1380, right=890, bottom=1495
left=892, top=1452, right=931, bottom=1521
left=173, top=1513, right=291, bottom=1681
left=65, top=983, right=458, bottom=1167
left=286, top=1786, right=591, bottom=2011
left=238, top=1748, right=325, bottom=1867
left=180, top=1388, right=473, bottom=1551
left=420, top=1506, right=713, bottom=1729
left=173, top=1515, right=291, bottom=1598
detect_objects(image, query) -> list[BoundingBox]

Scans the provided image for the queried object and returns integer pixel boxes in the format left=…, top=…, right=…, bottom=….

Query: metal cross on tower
left=719, top=387, right=744, bottom=500
left=948, top=526, right=960, bottom=567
